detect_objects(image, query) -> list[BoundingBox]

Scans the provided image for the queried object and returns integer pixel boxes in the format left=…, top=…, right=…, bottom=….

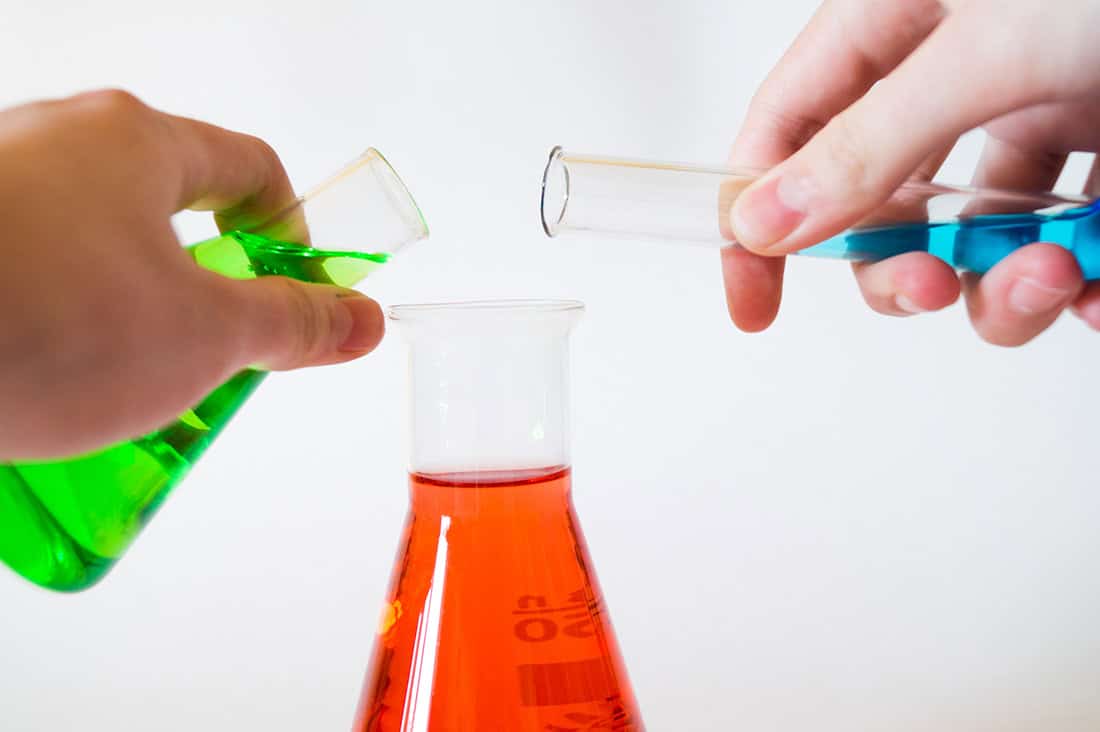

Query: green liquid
left=0, top=231, right=387, bottom=591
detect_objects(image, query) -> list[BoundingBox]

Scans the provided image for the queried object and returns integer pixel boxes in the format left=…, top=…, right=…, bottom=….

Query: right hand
left=723, top=0, right=1100, bottom=345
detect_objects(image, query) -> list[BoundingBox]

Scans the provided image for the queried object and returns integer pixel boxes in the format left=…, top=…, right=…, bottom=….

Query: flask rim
left=388, top=299, right=585, bottom=320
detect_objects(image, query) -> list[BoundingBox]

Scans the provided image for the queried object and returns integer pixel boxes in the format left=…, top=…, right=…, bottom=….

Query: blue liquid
left=801, top=200, right=1100, bottom=279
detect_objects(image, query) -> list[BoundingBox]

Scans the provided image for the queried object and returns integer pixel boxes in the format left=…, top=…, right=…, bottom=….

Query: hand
left=0, top=90, right=384, bottom=460
left=723, top=0, right=1100, bottom=343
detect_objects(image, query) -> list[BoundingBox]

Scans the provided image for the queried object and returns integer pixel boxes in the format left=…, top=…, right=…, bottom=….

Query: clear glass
left=0, top=148, right=428, bottom=592
left=542, top=146, right=1100, bottom=279
left=355, top=300, right=644, bottom=732
left=252, top=148, right=428, bottom=255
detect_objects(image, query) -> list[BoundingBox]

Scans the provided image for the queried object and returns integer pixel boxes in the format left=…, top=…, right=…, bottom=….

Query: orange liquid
left=354, top=467, right=644, bottom=731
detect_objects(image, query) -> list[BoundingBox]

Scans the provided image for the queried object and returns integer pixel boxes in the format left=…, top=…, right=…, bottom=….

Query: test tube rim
left=541, top=146, right=570, bottom=238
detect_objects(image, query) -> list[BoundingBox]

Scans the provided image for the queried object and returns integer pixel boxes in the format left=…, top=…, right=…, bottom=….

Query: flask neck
left=390, top=301, right=583, bottom=475
left=249, top=148, right=428, bottom=256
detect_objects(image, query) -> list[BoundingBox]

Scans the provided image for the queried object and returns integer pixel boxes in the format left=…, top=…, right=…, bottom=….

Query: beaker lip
left=388, top=299, right=585, bottom=320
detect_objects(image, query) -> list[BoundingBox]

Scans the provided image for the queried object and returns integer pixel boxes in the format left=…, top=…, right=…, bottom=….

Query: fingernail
left=338, top=294, right=384, bottom=352
left=730, top=173, right=813, bottom=252
left=1007, top=277, right=1071, bottom=315
left=895, top=295, right=926, bottom=315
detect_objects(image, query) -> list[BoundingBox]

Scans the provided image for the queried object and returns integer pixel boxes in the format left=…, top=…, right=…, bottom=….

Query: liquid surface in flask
left=356, top=466, right=643, bottom=732
left=0, top=231, right=388, bottom=591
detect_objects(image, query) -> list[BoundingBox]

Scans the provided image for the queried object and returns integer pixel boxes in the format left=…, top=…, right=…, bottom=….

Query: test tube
left=540, top=146, right=1100, bottom=279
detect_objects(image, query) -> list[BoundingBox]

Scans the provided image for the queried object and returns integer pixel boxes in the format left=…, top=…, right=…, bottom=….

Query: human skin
left=0, top=90, right=384, bottom=460
left=723, top=0, right=1100, bottom=345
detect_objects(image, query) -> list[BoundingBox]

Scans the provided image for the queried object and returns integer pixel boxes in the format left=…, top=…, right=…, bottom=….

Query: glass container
left=0, top=149, right=427, bottom=592
left=355, top=300, right=644, bottom=732
left=542, top=146, right=1100, bottom=278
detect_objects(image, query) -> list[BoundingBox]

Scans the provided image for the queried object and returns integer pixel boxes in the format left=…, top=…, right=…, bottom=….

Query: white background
left=2, top=1, right=1100, bottom=730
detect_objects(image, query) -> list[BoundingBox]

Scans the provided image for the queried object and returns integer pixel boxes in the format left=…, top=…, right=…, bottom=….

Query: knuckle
left=276, top=279, right=330, bottom=364
left=75, top=88, right=149, bottom=121
left=243, top=135, right=285, bottom=183
left=821, top=117, right=873, bottom=194
left=247, top=135, right=281, bottom=165
left=852, top=0, right=945, bottom=71
left=852, top=265, right=894, bottom=313
left=749, top=96, right=826, bottom=150
left=867, top=298, right=899, bottom=316
left=69, top=88, right=169, bottom=160
left=232, top=134, right=290, bottom=209
left=864, top=292, right=902, bottom=316
left=966, top=303, right=1034, bottom=348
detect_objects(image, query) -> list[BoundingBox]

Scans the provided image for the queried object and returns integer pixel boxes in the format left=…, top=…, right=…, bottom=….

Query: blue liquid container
left=806, top=201, right=1100, bottom=279
left=541, top=146, right=1100, bottom=278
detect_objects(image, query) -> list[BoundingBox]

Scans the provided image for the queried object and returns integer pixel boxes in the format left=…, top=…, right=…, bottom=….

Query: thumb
left=731, top=7, right=1047, bottom=256
left=218, top=276, right=385, bottom=371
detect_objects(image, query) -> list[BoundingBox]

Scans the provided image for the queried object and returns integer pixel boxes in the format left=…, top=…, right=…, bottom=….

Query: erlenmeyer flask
left=355, top=300, right=644, bottom=732
left=0, top=149, right=428, bottom=592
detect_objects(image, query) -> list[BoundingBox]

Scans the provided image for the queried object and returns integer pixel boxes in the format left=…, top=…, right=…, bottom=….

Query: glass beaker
left=541, top=146, right=1100, bottom=279
left=355, top=300, right=644, bottom=732
left=0, top=149, right=428, bottom=592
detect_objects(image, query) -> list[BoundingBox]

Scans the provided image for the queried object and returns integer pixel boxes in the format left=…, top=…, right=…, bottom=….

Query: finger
left=972, top=135, right=1066, bottom=192
left=732, top=8, right=1054, bottom=257
left=161, top=113, right=299, bottom=234
left=965, top=133, right=1092, bottom=336
left=719, top=179, right=785, bottom=330
left=720, top=246, right=786, bottom=332
left=985, top=99, right=1100, bottom=157
left=911, top=144, right=954, bottom=184
left=722, top=0, right=944, bottom=331
left=852, top=135, right=1062, bottom=319
left=852, top=253, right=961, bottom=316
left=39, top=91, right=300, bottom=238
left=155, top=108, right=373, bottom=370
left=1070, top=159, right=1100, bottom=328
left=962, top=243, right=1084, bottom=347
left=848, top=143, right=957, bottom=233
left=732, top=0, right=947, bottom=168
left=722, top=145, right=949, bottom=331
left=723, top=0, right=944, bottom=330
left=1083, top=155, right=1100, bottom=197
left=1071, top=283, right=1100, bottom=330
left=847, top=144, right=957, bottom=315
left=205, top=273, right=385, bottom=371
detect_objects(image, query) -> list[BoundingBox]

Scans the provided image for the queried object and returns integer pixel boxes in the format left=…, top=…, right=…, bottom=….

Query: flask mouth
left=254, top=147, right=429, bottom=255
left=356, top=147, right=430, bottom=250
left=389, top=299, right=584, bottom=319
left=388, top=299, right=585, bottom=338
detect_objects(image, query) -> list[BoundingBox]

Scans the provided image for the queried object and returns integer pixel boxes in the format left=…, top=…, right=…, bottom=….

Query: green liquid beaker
left=0, top=149, right=428, bottom=592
